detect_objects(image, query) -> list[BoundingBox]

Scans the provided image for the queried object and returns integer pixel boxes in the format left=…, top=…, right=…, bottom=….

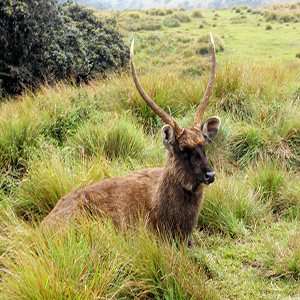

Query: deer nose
left=204, top=171, right=215, bottom=184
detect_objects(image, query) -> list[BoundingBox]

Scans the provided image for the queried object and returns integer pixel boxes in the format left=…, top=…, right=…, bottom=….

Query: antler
left=130, top=40, right=183, bottom=137
left=193, top=33, right=216, bottom=129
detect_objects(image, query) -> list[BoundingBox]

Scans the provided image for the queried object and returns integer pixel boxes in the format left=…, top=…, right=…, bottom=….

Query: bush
left=62, top=4, right=129, bottom=76
left=174, top=13, right=191, bottom=23
left=266, top=25, right=272, bottom=30
left=163, top=17, right=181, bottom=28
left=192, top=10, right=203, bottom=18
left=0, top=0, right=129, bottom=94
left=296, top=53, right=300, bottom=58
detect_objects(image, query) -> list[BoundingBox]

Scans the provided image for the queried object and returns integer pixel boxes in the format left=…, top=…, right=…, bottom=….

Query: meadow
left=0, top=3, right=300, bottom=299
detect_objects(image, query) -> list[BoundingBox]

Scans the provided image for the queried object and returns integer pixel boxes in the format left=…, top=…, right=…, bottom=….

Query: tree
left=0, top=0, right=129, bottom=95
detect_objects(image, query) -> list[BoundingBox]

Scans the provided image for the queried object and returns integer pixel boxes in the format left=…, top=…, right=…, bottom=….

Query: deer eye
left=181, top=147, right=191, bottom=157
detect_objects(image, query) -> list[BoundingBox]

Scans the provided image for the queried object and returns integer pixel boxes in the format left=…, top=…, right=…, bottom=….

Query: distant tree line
left=0, top=0, right=129, bottom=95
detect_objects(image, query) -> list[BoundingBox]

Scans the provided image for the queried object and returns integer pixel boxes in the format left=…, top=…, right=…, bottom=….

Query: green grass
left=1, top=3, right=300, bottom=299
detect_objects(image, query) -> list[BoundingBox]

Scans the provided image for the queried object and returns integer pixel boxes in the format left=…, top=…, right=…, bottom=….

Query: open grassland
left=1, top=3, right=300, bottom=299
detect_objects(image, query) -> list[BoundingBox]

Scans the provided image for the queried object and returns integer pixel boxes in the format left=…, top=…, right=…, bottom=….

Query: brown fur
left=41, top=126, right=217, bottom=242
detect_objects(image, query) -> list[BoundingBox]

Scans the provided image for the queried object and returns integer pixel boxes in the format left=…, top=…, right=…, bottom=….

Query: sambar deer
left=42, top=33, right=221, bottom=243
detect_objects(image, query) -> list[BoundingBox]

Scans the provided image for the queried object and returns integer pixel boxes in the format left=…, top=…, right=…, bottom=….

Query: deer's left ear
left=201, top=116, right=221, bottom=144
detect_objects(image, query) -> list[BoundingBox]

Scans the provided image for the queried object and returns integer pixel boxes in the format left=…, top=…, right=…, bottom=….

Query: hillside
left=1, top=3, right=300, bottom=299
left=68, top=0, right=299, bottom=10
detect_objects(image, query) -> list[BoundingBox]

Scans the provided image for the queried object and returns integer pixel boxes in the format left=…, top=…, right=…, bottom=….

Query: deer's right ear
left=162, top=125, right=175, bottom=150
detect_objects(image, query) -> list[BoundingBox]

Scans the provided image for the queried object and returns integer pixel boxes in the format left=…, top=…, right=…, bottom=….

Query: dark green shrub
left=296, top=53, right=300, bottom=58
left=196, top=46, right=210, bottom=55
left=266, top=25, right=272, bottom=30
left=165, top=8, right=173, bottom=15
left=0, top=0, right=64, bottom=93
left=0, top=0, right=129, bottom=94
left=62, top=3, right=129, bottom=76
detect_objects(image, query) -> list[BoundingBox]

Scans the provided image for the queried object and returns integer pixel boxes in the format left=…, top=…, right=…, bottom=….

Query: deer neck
left=151, top=154, right=204, bottom=239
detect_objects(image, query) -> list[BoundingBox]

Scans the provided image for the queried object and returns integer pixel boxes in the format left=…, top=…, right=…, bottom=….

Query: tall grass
left=0, top=219, right=216, bottom=299
left=68, top=113, right=148, bottom=160
left=198, top=172, right=266, bottom=237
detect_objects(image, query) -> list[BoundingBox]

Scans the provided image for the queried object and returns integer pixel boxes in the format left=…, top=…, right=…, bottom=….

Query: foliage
left=163, top=17, right=181, bottom=28
left=0, top=0, right=129, bottom=94
left=174, top=13, right=191, bottom=23
left=192, top=9, right=203, bottom=18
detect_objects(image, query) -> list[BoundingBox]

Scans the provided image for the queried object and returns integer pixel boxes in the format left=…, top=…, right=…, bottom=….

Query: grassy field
left=1, top=3, right=300, bottom=299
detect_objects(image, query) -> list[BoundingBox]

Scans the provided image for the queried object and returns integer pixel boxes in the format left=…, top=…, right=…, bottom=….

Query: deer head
left=131, top=33, right=220, bottom=191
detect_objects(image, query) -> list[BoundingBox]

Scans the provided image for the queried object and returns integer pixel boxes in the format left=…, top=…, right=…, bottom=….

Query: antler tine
left=193, top=33, right=216, bottom=129
left=130, top=39, right=183, bottom=137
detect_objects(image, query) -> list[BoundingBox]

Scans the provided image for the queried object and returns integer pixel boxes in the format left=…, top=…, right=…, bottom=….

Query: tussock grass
left=250, top=160, right=300, bottom=218
left=196, top=33, right=225, bottom=54
left=192, top=10, right=204, bottom=18
left=0, top=116, right=40, bottom=171
left=230, top=122, right=268, bottom=166
left=199, top=172, right=265, bottom=237
left=11, top=150, right=107, bottom=219
left=0, top=219, right=215, bottom=299
left=68, top=113, right=148, bottom=160
left=259, top=223, right=300, bottom=280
